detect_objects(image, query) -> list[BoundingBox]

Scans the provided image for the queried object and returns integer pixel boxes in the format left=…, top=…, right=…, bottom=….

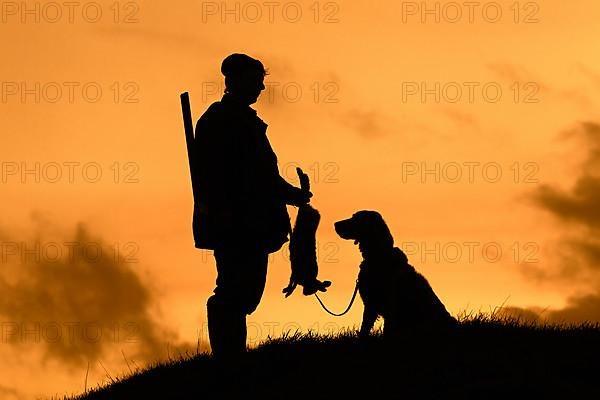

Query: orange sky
left=2, top=1, right=600, bottom=398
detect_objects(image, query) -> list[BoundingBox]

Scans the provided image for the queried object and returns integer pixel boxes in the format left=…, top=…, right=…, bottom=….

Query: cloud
left=0, top=223, right=191, bottom=367
left=548, top=293, right=600, bottom=323
left=487, top=63, right=548, bottom=90
left=341, top=108, right=388, bottom=138
left=513, top=121, right=600, bottom=323
left=502, top=293, right=600, bottom=325
left=487, top=63, right=597, bottom=110
left=576, top=64, right=600, bottom=91
left=441, top=107, right=479, bottom=129
left=533, top=176, right=600, bottom=227
left=499, top=306, right=544, bottom=324
left=0, top=385, right=20, bottom=400
left=528, top=122, right=600, bottom=280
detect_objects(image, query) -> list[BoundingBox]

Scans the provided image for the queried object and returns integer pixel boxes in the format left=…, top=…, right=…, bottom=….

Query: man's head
left=221, top=53, right=267, bottom=105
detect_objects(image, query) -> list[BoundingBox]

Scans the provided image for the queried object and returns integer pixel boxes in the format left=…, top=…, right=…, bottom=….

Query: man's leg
left=207, top=246, right=268, bottom=357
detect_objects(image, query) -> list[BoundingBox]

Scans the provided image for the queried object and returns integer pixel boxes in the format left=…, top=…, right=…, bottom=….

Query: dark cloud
left=532, top=122, right=600, bottom=229
left=533, top=175, right=600, bottom=228
left=502, top=293, right=600, bottom=325
left=514, top=121, right=600, bottom=323
left=441, top=108, right=479, bottom=129
left=487, top=63, right=597, bottom=110
left=342, top=108, right=388, bottom=138
left=487, top=63, right=549, bottom=91
left=576, top=64, right=600, bottom=91
left=0, top=223, right=191, bottom=367
left=487, top=63, right=526, bottom=82
left=529, top=122, right=600, bottom=280
left=0, top=385, right=20, bottom=400
left=548, top=293, right=600, bottom=323
left=499, top=306, right=544, bottom=324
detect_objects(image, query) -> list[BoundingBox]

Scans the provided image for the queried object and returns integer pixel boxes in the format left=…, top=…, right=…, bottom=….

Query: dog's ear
left=369, top=214, right=394, bottom=247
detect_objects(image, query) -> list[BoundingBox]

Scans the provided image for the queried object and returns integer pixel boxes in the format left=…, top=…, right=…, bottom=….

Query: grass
left=68, top=314, right=600, bottom=400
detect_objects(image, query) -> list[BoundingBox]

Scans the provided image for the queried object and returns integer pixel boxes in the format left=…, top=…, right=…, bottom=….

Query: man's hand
left=288, top=186, right=312, bottom=206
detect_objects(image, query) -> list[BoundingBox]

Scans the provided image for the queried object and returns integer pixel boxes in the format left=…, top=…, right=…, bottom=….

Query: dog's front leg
left=359, top=306, right=378, bottom=338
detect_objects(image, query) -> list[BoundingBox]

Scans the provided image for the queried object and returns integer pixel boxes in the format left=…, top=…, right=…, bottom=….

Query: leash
left=314, top=278, right=360, bottom=317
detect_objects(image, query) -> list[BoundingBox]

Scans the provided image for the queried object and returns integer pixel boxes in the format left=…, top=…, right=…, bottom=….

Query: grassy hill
left=70, top=315, right=600, bottom=400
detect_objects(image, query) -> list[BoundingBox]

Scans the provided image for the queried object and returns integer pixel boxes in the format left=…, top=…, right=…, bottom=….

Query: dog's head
left=334, top=210, right=394, bottom=251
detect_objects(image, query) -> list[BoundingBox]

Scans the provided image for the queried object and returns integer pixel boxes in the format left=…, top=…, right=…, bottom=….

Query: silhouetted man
left=193, top=53, right=311, bottom=357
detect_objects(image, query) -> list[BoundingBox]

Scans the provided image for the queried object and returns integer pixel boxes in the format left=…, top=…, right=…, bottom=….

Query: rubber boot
left=207, top=295, right=247, bottom=358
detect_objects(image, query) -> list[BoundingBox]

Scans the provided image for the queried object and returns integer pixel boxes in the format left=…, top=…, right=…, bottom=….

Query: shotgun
left=180, top=92, right=199, bottom=203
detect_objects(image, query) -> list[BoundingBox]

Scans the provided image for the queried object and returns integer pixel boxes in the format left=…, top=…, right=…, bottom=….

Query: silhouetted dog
left=334, top=211, right=456, bottom=337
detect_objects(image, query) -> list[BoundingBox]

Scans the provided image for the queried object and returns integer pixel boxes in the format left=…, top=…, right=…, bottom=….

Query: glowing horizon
left=2, top=0, right=600, bottom=398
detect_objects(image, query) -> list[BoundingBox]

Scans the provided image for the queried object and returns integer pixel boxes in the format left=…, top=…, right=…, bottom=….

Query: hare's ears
left=296, top=167, right=310, bottom=191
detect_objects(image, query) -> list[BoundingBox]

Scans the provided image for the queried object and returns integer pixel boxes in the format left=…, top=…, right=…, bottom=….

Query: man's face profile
left=237, top=70, right=265, bottom=105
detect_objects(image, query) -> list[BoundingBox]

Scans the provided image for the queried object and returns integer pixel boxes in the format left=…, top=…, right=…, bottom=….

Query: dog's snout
left=333, top=220, right=344, bottom=231
left=334, top=218, right=355, bottom=240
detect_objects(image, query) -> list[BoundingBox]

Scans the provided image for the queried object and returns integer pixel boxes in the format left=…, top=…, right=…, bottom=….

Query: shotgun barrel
left=180, top=92, right=199, bottom=203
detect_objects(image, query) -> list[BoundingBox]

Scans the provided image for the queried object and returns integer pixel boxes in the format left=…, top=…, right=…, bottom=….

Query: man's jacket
left=192, top=94, right=298, bottom=253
